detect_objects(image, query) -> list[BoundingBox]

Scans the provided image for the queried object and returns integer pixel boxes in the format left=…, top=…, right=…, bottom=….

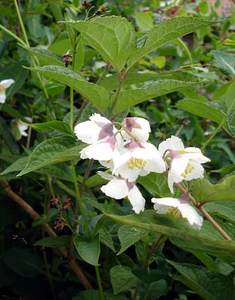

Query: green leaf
left=168, top=261, right=235, bottom=300
left=212, top=50, right=235, bottom=76
left=191, top=175, right=235, bottom=202
left=34, top=236, right=70, bottom=248
left=99, top=228, right=115, bottom=252
left=28, top=47, right=63, bottom=66
left=113, top=80, right=198, bottom=114
left=1, top=157, right=28, bottom=175
left=128, top=17, right=209, bottom=67
left=105, top=211, right=235, bottom=259
left=72, top=16, right=135, bottom=72
left=204, top=202, right=235, bottom=224
left=177, top=98, right=226, bottom=125
left=32, top=65, right=110, bottom=113
left=74, top=236, right=100, bottom=266
left=138, top=173, right=171, bottom=197
left=134, top=12, right=154, bottom=32
left=110, top=265, right=139, bottom=294
left=17, top=136, right=81, bottom=176
left=31, top=120, right=72, bottom=134
left=118, top=225, right=147, bottom=255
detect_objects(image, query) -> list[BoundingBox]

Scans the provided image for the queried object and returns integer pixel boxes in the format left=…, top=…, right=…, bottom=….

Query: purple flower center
left=98, top=123, right=114, bottom=140
left=169, top=149, right=181, bottom=159
left=125, top=140, right=143, bottom=149
left=124, top=118, right=140, bottom=131
left=126, top=181, right=135, bottom=190
left=179, top=193, right=190, bottom=204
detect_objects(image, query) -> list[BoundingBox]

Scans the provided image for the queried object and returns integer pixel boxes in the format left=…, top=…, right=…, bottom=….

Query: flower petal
left=80, top=142, right=115, bottom=161
left=74, top=120, right=100, bottom=144
left=158, top=135, right=184, bottom=156
left=178, top=203, right=203, bottom=229
left=128, top=185, right=145, bottom=214
left=123, top=117, right=151, bottom=142
left=101, top=178, right=129, bottom=199
left=0, top=92, right=6, bottom=104
left=151, top=197, right=181, bottom=213
left=0, top=79, right=15, bottom=89
left=184, top=147, right=210, bottom=163
left=184, top=161, right=204, bottom=181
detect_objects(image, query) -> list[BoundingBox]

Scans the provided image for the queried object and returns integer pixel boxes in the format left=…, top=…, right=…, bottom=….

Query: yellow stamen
left=168, top=207, right=181, bottom=218
left=181, top=163, right=193, bottom=178
left=128, top=157, right=147, bottom=169
left=0, top=85, right=5, bottom=93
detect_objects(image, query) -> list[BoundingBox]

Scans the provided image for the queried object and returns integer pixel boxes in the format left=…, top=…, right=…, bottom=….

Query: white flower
left=158, top=136, right=210, bottom=193
left=121, top=117, right=151, bottom=142
left=0, top=79, right=15, bottom=103
left=17, top=117, right=32, bottom=137
left=99, top=172, right=145, bottom=214
left=152, top=197, right=203, bottom=229
left=113, top=141, right=166, bottom=181
left=74, top=113, right=121, bottom=161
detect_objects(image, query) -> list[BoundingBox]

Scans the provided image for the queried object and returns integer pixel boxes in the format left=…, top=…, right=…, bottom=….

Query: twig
left=0, top=181, right=93, bottom=289
left=176, top=182, right=232, bottom=240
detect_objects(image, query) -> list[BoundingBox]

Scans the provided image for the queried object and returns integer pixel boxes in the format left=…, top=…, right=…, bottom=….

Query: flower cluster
left=74, top=114, right=210, bottom=229
left=0, top=79, right=14, bottom=104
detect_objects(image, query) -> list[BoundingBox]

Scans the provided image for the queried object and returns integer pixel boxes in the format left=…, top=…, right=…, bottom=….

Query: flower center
left=127, top=157, right=147, bottom=169
left=0, top=84, right=5, bottom=93
left=181, top=163, right=193, bottom=178
left=168, top=207, right=181, bottom=218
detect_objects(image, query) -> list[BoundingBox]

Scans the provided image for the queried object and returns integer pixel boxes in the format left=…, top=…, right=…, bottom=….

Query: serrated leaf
left=191, top=175, right=235, bottom=202
left=105, top=211, right=235, bottom=259
left=28, top=47, right=63, bottom=66
left=1, top=157, right=28, bottom=175
left=17, top=136, right=81, bottom=176
left=32, top=65, right=110, bottom=113
left=212, top=50, right=235, bottom=76
left=31, top=120, right=72, bottom=134
left=177, top=98, right=226, bottom=124
left=72, top=16, right=135, bottom=72
left=113, top=79, right=198, bottom=114
left=128, top=17, right=209, bottom=67
left=204, top=202, right=235, bottom=224
left=118, top=225, right=147, bottom=254
left=74, top=236, right=100, bottom=266
left=110, top=265, right=139, bottom=294
left=168, top=261, right=235, bottom=300
left=34, top=236, right=70, bottom=248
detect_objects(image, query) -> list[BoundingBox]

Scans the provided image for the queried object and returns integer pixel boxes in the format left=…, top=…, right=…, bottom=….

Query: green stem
left=71, top=165, right=81, bottom=216
left=110, top=76, right=124, bottom=118
left=177, top=38, right=193, bottom=64
left=14, top=0, right=30, bottom=47
left=0, top=24, right=26, bottom=46
left=95, top=266, right=105, bottom=300
left=202, top=120, right=225, bottom=151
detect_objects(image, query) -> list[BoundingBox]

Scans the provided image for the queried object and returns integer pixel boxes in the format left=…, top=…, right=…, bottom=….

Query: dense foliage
left=1, top=0, right=235, bottom=299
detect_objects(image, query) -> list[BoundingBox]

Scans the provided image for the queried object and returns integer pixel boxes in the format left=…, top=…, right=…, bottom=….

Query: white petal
left=122, top=117, right=151, bottom=142
left=101, top=178, right=128, bottom=199
left=184, top=147, right=210, bottom=163
left=80, top=142, right=114, bottom=161
left=99, top=160, right=114, bottom=169
left=74, top=120, right=100, bottom=144
left=171, top=156, right=189, bottom=178
left=167, top=171, right=176, bottom=193
left=18, top=121, right=28, bottom=137
left=178, top=203, right=203, bottom=229
left=128, top=185, right=145, bottom=214
left=0, top=92, right=6, bottom=103
left=184, top=161, right=204, bottom=181
left=151, top=197, right=181, bottom=213
left=158, top=135, right=184, bottom=156
left=143, top=143, right=166, bottom=173
left=0, top=79, right=15, bottom=89
left=89, top=113, right=110, bottom=125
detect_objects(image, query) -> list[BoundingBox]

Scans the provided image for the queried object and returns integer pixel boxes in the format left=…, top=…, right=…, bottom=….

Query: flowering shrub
left=1, top=1, right=235, bottom=299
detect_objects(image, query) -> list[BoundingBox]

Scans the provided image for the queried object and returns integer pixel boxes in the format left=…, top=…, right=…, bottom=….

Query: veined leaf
left=105, top=211, right=235, bottom=259
left=31, top=120, right=72, bottom=134
left=212, top=50, right=235, bottom=76
left=177, top=98, right=226, bottom=125
left=31, top=65, right=110, bottom=113
left=191, top=175, right=235, bottom=202
left=17, top=136, right=81, bottom=176
left=72, top=16, right=135, bottom=72
left=168, top=261, right=234, bottom=300
left=28, top=47, right=63, bottom=66
left=113, top=79, right=198, bottom=114
left=128, top=17, right=209, bottom=67
left=110, top=265, right=139, bottom=295
left=74, top=236, right=100, bottom=266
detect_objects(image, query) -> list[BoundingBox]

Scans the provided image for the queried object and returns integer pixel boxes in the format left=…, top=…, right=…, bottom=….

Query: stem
left=0, top=181, right=92, bottom=289
left=71, top=165, right=81, bottom=216
left=95, top=266, right=105, bottom=300
left=202, top=120, right=225, bottom=151
left=0, top=24, right=26, bottom=46
left=110, top=74, right=125, bottom=117
left=14, top=0, right=30, bottom=47
left=176, top=183, right=232, bottom=240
